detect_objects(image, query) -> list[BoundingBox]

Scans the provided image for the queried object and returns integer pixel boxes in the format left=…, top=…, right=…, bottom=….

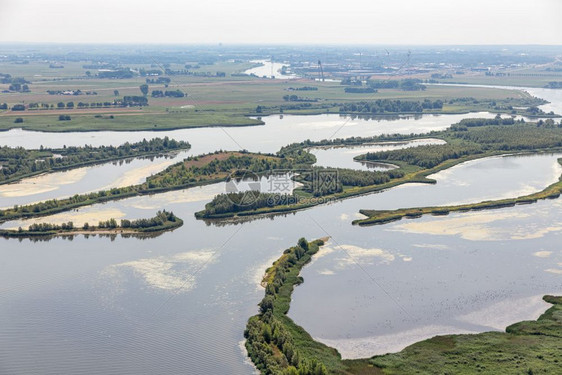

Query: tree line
left=13, top=211, right=180, bottom=235
left=339, top=99, right=443, bottom=114
left=245, top=238, right=331, bottom=375
left=0, top=137, right=190, bottom=184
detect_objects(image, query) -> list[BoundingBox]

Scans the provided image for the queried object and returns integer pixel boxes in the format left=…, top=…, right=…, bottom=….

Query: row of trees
left=287, top=86, right=318, bottom=91
left=46, top=89, right=97, bottom=95
left=151, top=89, right=185, bottom=98
left=6, top=97, right=149, bottom=111
left=245, top=239, right=329, bottom=375
left=366, top=79, right=426, bottom=91
left=27, top=221, right=74, bottom=232
left=120, top=210, right=178, bottom=229
left=22, top=211, right=177, bottom=234
left=0, top=75, right=29, bottom=85
left=8, top=83, right=30, bottom=92
left=97, top=210, right=177, bottom=230
left=339, top=99, right=443, bottom=114
left=0, top=137, right=190, bottom=184
left=282, top=95, right=318, bottom=102
left=363, top=142, right=483, bottom=169
left=344, top=87, right=376, bottom=93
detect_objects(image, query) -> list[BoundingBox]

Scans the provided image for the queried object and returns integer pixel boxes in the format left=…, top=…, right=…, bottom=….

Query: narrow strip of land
left=354, top=158, right=562, bottom=226
left=246, top=238, right=562, bottom=374
left=0, top=210, right=182, bottom=239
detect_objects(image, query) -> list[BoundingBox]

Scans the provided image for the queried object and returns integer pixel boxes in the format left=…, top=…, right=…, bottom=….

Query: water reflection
left=1, top=153, right=562, bottom=374
left=2, top=89, right=562, bottom=374
left=2, top=230, right=172, bottom=243
left=311, top=138, right=445, bottom=171
left=0, top=151, right=190, bottom=209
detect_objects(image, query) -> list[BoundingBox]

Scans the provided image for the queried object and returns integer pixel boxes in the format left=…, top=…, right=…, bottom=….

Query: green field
left=0, top=59, right=546, bottom=132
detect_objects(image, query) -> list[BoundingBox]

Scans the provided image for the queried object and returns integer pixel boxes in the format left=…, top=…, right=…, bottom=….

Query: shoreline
left=0, top=215, right=183, bottom=239
left=246, top=237, right=562, bottom=374
left=354, top=157, right=562, bottom=226
left=197, top=149, right=562, bottom=220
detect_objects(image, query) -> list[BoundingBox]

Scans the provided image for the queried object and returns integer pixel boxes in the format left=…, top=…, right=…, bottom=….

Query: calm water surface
left=1, top=89, right=562, bottom=374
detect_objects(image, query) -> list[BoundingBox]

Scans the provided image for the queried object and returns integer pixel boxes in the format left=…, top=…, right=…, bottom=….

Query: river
left=244, top=60, right=298, bottom=79
left=0, top=87, right=561, bottom=374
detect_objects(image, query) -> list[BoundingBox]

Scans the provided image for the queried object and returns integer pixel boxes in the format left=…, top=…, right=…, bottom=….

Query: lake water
left=0, top=151, right=190, bottom=209
left=1, top=87, right=562, bottom=374
left=310, top=138, right=446, bottom=171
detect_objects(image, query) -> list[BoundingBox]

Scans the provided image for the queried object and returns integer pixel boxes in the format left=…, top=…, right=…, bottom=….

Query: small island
left=0, top=210, right=182, bottom=239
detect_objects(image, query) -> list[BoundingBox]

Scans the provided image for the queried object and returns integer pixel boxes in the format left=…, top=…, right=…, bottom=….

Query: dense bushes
left=244, top=239, right=331, bottom=375
left=450, top=116, right=518, bottom=130
left=363, top=143, right=483, bottom=168
left=198, top=192, right=296, bottom=217
left=120, top=210, right=178, bottom=229
left=146, top=151, right=315, bottom=190
left=360, top=119, right=562, bottom=168
left=339, top=99, right=442, bottom=114
left=197, top=165, right=406, bottom=217
left=450, top=123, right=562, bottom=151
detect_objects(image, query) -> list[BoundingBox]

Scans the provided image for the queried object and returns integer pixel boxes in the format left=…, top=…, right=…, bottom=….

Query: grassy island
left=0, top=210, right=182, bottom=239
left=354, top=159, right=562, bottom=226
left=246, top=238, right=562, bottom=374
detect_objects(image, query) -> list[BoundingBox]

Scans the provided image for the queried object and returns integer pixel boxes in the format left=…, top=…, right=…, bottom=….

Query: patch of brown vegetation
left=183, top=151, right=276, bottom=169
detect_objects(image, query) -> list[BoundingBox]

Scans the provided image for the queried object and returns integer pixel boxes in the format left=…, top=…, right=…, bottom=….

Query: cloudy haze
left=1, top=0, right=561, bottom=45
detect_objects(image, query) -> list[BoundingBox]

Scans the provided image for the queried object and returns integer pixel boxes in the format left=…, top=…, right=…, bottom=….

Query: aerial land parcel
left=0, top=59, right=554, bottom=132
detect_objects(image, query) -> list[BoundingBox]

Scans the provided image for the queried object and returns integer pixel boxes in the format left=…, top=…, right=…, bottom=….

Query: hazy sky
left=1, top=0, right=561, bottom=45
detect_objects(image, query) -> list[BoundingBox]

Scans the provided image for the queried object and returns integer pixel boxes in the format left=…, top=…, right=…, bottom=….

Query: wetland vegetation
left=247, top=238, right=562, bottom=374
left=0, top=137, right=190, bottom=185
left=5, top=116, right=562, bottom=225
left=3, top=43, right=562, bottom=375
left=197, top=117, right=562, bottom=219
left=0, top=210, right=182, bottom=238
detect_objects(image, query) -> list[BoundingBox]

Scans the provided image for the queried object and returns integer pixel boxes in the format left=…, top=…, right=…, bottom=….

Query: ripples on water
left=1, top=104, right=562, bottom=373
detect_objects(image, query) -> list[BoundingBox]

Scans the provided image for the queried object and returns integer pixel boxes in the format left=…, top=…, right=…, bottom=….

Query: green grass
left=354, top=156, right=562, bottom=226
left=0, top=58, right=539, bottom=132
left=247, top=238, right=562, bottom=374
left=0, top=110, right=263, bottom=132
left=437, top=72, right=562, bottom=88
left=245, top=238, right=347, bottom=374
left=363, top=295, right=562, bottom=374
